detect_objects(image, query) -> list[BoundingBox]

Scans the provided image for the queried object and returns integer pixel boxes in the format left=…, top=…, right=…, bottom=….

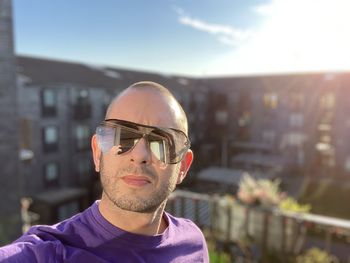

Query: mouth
left=121, top=175, right=152, bottom=187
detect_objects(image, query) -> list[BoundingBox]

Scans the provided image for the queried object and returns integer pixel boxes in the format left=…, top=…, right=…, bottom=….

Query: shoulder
left=0, top=235, right=60, bottom=263
left=165, top=213, right=209, bottom=262
left=166, top=212, right=200, bottom=229
left=166, top=212, right=206, bottom=241
left=0, top=207, right=93, bottom=262
left=24, top=209, right=87, bottom=242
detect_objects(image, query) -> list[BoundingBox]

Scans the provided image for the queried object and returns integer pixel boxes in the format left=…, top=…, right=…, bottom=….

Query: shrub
left=279, top=197, right=311, bottom=213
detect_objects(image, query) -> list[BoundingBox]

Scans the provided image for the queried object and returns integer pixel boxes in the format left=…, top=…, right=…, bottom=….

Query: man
left=0, top=81, right=209, bottom=262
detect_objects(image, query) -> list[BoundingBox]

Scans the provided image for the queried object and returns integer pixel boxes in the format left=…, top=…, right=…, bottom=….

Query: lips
left=121, top=175, right=151, bottom=187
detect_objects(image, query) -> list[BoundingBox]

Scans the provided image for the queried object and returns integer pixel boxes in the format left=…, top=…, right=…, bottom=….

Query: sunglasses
left=96, top=119, right=190, bottom=164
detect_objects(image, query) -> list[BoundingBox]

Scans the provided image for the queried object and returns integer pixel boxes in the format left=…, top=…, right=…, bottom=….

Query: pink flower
left=238, top=190, right=255, bottom=205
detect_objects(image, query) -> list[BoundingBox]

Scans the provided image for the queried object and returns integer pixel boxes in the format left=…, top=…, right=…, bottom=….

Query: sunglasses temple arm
left=175, top=146, right=190, bottom=159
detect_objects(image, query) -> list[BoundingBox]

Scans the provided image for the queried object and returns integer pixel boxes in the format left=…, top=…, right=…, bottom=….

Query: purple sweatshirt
left=0, top=201, right=209, bottom=262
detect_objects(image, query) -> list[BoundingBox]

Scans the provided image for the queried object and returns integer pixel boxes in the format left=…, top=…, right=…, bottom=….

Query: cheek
left=158, top=165, right=180, bottom=184
left=174, top=164, right=182, bottom=184
left=100, top=154, right=120, bottom=177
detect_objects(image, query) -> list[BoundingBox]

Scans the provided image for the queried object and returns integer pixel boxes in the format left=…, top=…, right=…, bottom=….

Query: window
left=76, top=157, right=92, bottom=185
left=320, top=92, right=335, bottom=110
left=41, top=89, right=57, bottom=117
left=238, top=111, right=251, bottom=127
left=237, top=111, right=251, bottom=141
left=215, top=110, right=228, bottom=125
left=346, top=119, right=350, bottom=128
left=75, top=124, right=90, bottom=151
left=262, top=130, right=276, bottom=144
left=42, top=126, right=58, bottom=152
left=344, top=157, right=350, bottom=173
left=44, top=162, right=59, bottom=188
left=289, top=113, right=304, bottom=127
left=289, top=92, right=304, bottom=110
left=58, top=201, right=79, bottom=221
left=78, top=89, right=88, bottom=100
left=20, top=118, right=34, bottom=162
left=283, top=132, right=306, bottom=146
left=73, top=89, right=91, bottom=119
left=263, top=92, right=278, bottom=109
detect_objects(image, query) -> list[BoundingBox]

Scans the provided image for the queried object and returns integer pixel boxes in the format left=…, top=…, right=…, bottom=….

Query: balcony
left=167, top=190, right=350, bottom=262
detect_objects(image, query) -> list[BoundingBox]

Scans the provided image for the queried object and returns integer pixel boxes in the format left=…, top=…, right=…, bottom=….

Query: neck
left=98, top=193, right=168, bottom=236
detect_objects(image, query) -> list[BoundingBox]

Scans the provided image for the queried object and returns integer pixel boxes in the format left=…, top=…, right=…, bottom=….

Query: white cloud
left=174, top=7, right=252, bottom=47
left=177, top=0, right=350, bottom=76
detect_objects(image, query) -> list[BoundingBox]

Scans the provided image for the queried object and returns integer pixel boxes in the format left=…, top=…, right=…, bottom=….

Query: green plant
left=296, top=247, right=339, bottom=263
left=209, top=249, right=230, bottom=263
left=279, top=197, right=311, bottom=213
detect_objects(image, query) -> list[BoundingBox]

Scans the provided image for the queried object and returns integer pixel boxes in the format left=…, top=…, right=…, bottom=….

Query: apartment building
left=198, top=73, right=350, bottom=179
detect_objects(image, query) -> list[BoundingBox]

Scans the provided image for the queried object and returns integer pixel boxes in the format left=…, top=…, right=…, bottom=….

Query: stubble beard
left=99, top=157, right=178, bottom=213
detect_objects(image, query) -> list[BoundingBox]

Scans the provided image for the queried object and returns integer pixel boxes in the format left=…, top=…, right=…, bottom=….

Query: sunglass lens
left=149, top=137, right=166, bottom=163
left=119, top=129, right=142, bottom=154
left=97, top=122, right=189, bottom=164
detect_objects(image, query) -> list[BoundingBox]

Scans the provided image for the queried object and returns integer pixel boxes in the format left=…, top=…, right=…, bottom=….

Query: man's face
left=95, top=88, right=189, bottom=213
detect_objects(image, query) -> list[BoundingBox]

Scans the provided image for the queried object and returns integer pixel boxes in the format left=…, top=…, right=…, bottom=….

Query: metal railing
left=166, top=190, right=350, bottom=262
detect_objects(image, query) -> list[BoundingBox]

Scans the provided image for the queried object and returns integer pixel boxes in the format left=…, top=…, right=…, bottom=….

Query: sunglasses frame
left=97, top=119, right=191, bottom=164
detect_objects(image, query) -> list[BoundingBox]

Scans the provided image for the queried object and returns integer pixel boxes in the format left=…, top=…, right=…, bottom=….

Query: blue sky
left=13, top=0, right=350, bottom=76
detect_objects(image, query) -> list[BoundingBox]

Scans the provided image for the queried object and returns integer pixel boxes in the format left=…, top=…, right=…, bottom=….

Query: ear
left=176, top=149, right=193, bottom=184
left=91, top=134, right=102, bottom=172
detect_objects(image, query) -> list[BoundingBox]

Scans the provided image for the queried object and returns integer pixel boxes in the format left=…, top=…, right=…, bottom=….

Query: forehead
left=106, top=88, right=185, bottom=132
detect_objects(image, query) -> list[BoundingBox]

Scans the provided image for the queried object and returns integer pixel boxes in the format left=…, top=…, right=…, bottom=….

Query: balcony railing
left=166, top=190, right=350, bottom=262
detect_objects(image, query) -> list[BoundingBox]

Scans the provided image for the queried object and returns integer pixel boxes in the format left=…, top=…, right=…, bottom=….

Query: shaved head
left=106, top=81, right=188, bottom=134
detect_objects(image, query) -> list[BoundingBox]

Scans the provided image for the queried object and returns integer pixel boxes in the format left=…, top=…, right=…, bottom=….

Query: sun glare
left=208, top=0, right=350, bottom=75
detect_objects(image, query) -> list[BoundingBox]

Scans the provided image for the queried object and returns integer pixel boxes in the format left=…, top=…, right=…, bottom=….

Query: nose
left=129, top=137, right=151, bottom=164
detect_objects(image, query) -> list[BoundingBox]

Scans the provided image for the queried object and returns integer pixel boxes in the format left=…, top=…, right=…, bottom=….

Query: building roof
left=16, top=55, right=196, bottom=91
left=16, top=56, right=350, bottom=94
left=200, top=71, right=350, bottom=93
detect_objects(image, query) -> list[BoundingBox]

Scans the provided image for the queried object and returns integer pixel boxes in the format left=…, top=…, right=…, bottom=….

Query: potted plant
left=213, top=173, right=311, bottom=254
